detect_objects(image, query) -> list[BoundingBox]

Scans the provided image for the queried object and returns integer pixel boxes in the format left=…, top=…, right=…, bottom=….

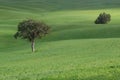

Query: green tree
left=14, top=19, right=50, bottom=52
left=95, top=12, right=111, bottom=24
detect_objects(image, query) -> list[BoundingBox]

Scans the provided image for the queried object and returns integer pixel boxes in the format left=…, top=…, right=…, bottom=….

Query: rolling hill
left=0, top=0, right=120, bottom=80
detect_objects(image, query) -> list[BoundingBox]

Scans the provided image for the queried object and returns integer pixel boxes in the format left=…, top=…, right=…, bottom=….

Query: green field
left=0, top=0, right=120, bottom=80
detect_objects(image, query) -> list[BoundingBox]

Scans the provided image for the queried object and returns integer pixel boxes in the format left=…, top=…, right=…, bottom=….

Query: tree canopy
left=14, top=19, right=50, bottom=52
left=95, top=12, right=111, bottom=24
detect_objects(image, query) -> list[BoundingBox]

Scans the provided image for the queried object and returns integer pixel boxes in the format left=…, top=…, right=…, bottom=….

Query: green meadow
left=0, top=0, right=120, bottom=80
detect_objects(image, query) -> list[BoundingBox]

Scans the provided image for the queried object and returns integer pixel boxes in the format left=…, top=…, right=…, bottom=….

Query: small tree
left=95, top=12, right=111, bottom=24
left=14, top=19, right=50, bottom=52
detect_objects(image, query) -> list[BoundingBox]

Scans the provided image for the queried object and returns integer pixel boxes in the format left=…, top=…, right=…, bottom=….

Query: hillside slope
left=0, top=0, right=120, bottom=12
left=0, top=0, right=120, bottom=80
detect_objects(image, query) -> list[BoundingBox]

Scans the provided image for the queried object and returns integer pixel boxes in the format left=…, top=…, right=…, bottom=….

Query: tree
left=14, top=19, right=50, bottom=52
left=95, top=12, right=111, bottom=24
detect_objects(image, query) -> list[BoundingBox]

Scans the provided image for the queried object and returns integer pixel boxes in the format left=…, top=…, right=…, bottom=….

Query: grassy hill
left=0, top=0, right=120, bottom=11
left=0, top=0, right=120, bottom=80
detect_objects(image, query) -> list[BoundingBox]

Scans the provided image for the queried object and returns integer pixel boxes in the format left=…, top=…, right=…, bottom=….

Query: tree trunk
left=31, top=40, right=35, bottom=52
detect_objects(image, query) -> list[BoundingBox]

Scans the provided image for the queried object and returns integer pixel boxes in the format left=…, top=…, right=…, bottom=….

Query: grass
left=0, top=0, right=120, bottom=80
left=1, top=39, right=120, bottom=80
